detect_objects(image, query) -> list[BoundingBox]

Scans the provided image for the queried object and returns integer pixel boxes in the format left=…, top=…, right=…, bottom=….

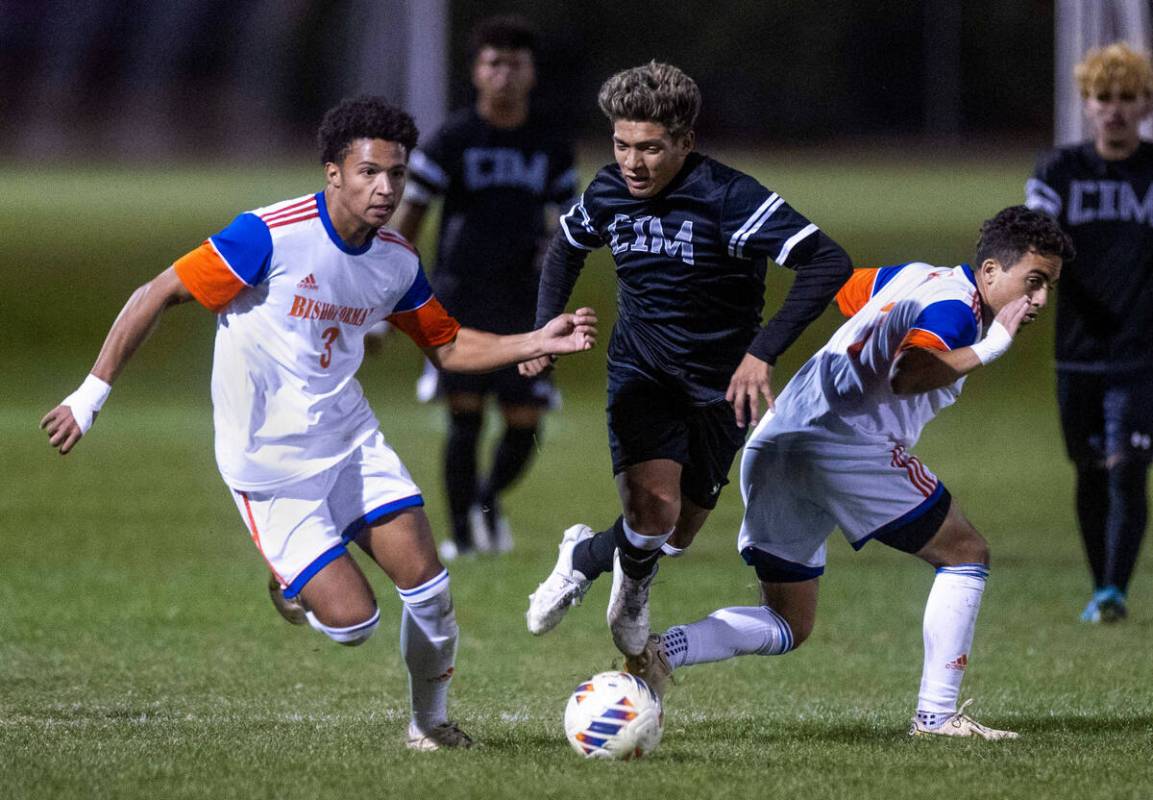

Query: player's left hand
left=538, top=307, right=598, bottom=355
left=995, top=294, right=1032, bottom=336
left=726, top=353, right=774, bottom=429
left=40, top=404, right=86, bottom=455
left=519, top=355, right=555, bottom=377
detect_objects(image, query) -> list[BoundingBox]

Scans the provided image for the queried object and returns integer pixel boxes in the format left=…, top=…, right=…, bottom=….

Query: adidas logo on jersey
left=297, top=274, right=319, bottom=290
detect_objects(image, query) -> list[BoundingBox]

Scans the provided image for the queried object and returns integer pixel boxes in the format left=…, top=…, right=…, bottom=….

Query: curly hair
left=469, top=14, right=538, bottom=59
left=1075, top=42, right=1153, bottom=98
left=317, top=96, right=419, bottom=165
left=597, top=61, right=701, bottom=139
left=974, top=205, right=1076, bottom=269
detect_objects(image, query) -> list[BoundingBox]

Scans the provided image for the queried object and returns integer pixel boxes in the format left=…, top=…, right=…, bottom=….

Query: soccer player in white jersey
left=626, top=206, right=1072, bottom=740
left=40, top=96, right=598, bottom=751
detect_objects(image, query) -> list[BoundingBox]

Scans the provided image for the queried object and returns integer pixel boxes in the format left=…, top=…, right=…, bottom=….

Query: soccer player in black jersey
left=1027, top=42, right=1153, bottom=623
left=391, top=16, right=578, bottom=560
left=524, top=62, right=852, bottom=656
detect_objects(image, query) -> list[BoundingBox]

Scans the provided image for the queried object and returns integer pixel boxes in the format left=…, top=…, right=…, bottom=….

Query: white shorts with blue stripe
left=231, top=430, right=424, bottom=598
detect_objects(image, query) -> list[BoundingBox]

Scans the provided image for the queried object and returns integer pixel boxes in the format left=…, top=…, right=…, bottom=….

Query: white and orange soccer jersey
left=767, top=262, right=984, bottom=448
left=173, top=192, right=460, bottom=491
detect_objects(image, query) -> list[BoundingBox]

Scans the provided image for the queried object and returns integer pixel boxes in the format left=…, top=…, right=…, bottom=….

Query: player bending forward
left=40, top=97, right=597, bottom=751
left=627, top=206, right=1072, bottom=740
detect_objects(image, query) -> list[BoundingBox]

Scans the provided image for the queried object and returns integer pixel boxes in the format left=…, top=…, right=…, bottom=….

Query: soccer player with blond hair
left=41, top=96, right=598, bottom=751
left=1026, top=42, right=1153, bottom=623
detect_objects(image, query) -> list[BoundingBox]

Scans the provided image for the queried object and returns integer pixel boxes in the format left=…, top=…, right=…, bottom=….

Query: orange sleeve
left=898, top=328, right=950, bottom=353
left=387, top=297, right=462, bottom=348
left=173, top=241, right=247, bottom=312
left=834, top=268, right=878, bottom=317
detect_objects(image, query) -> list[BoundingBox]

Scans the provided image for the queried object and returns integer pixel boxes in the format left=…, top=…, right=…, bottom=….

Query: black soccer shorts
left=606, top=375, right=746, bottom=510
left=1057, top=369, right=1153, bottom=465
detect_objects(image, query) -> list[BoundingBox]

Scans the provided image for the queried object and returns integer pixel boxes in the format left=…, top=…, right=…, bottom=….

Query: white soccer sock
left=917, top=563, right=988, bottom=717
left=398, top=570, right=457, bottom=731
left=622, top=518, right=673, bottom=551
left=665, top=605, right=794, bottom=668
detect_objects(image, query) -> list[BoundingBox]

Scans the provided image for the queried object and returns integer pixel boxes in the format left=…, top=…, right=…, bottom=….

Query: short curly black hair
left=975, top=205, right=1076, bottom=269
left=469, top=14, right=538, bottom=59
left=316, top=96, right=419, bottom=166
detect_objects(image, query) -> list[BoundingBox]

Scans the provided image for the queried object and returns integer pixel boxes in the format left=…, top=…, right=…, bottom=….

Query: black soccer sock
left=479, top=425, right=538, bottom=508
left=1104, top=459, right=1149, bottom=592
left=612, top=518, right=662, bottom=579
left=1075, top=463, right=1109, bottom=588
left=444, top=410, right=482, bottom=548
left=572, top=517, right=622, bottom=580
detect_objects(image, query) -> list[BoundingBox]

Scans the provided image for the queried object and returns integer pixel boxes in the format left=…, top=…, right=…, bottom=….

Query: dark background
left=0, top=0, right=1056, bottom=159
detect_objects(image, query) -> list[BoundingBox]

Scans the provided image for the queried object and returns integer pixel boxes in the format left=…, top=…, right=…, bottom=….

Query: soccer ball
left=563, top=671, right=664, bottom=759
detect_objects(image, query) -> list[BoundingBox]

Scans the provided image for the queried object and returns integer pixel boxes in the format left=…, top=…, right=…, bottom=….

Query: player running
left=625, top=206, right=1072, bottom=740
left=523, top=62, right=852, bottom=657
left=40, top=96, right=598, bottom=751
left=391, top=15, right=578, bottom=559
left=1026, top=42, right=1153, bottom=623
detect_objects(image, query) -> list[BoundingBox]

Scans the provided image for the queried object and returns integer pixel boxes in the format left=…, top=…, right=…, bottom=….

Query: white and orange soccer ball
left=563, top=671, right=664, bottom=759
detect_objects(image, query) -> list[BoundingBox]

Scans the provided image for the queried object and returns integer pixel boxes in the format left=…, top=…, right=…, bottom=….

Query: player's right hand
left=40, top=405, right=86, bottom=455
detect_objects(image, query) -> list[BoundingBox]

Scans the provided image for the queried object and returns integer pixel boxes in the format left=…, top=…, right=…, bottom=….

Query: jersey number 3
left=319, top=326, right=340, bottom=368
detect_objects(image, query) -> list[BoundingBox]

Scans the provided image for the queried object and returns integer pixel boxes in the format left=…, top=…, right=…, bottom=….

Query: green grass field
left=2, top=151, right=1151, bottom=799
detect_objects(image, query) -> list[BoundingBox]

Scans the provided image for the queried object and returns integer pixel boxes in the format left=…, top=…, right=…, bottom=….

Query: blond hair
left=597, top=61, right=701, bottom=138
left=1075, top=42, right=1153, bottom=98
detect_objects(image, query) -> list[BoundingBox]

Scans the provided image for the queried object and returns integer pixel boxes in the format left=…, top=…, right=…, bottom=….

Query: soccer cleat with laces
left=908, top=699, right=1019, bottom=740
left=406, top=721, right=475, bottom=751
left=268, top=574, right=308, bottom=625
left=526, top=524, right=594, bottom=634
left=625, top=633, right=673, bottom=700
left=607, top=550, right=657, bottom=657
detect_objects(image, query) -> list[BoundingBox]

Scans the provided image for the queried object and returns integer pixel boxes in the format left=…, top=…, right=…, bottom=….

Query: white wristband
left=61, top=375, right=112, bottom=434
left=970, top=321, right=1013, bottom=365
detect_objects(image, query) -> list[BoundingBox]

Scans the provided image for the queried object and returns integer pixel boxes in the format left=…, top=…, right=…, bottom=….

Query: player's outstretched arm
left=428, top=307, right=597, bottom=374
left=40, top=267, right=193, bottom=454
left=891, top=295, right=1030, bottom=394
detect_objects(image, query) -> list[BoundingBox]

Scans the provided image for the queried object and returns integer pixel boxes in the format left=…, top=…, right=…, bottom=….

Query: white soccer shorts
left=231, top=431, right=424, bottom=598
left=737, top=431, right=942, bottom=574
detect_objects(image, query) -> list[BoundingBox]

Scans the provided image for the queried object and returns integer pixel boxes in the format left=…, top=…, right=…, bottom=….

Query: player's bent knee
left=306, top=607, right=381, bottom=646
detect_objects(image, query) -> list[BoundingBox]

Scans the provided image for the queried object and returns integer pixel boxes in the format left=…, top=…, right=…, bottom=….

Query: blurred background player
left=41, top=96, right=598, bottom=751
left=627, top=206, right=1073, bottom=739
left=389, top=15, right=578, bottom=560
left=523, top=62, right=852, bottom=657
left=1026, top=42, right=1153, bottom=623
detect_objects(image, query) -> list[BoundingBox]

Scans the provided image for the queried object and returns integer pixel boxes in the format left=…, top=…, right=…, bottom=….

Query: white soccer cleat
left=438, top=539, right=462, bottom=563
left=406, top=721, right=475, bottom=751
left=625, top=633, right=673, bottom=701
left=468, top=505, right=494, bottom=554
left=491, top=513, right=514, bottom=554
left=267, top=574, right=308, bottom=625
left=607, top=550, right=657, bottom=657
left=526, top=524, right=594, bottom=635
left=908, top=699, right=1019, bottom=740
left=415, top=359, right=439, bottom=403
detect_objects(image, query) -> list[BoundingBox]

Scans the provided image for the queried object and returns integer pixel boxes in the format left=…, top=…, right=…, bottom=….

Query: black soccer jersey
left=1027, top=142, right=1153, bottom=372
left=536, top=152, right=851, bottom=404
left=405, top=108, right=577, bottom=333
